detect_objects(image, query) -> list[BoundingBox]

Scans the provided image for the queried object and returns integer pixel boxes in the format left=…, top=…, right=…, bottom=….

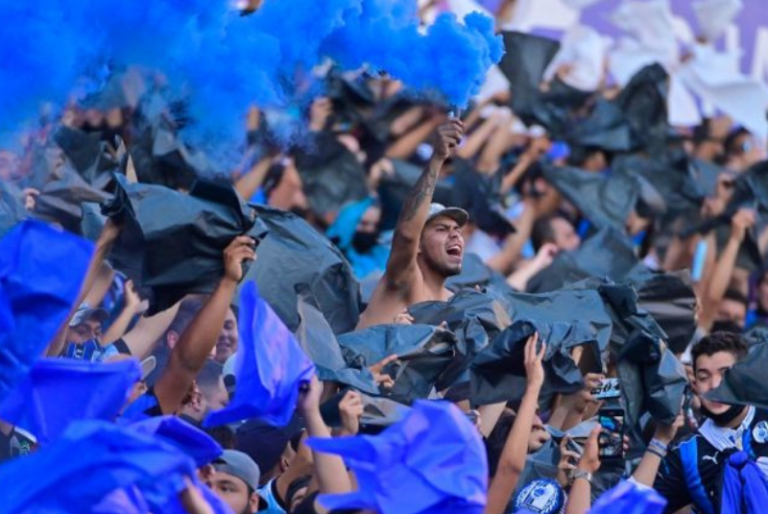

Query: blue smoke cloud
left=0, top=0, right=503, bottom=168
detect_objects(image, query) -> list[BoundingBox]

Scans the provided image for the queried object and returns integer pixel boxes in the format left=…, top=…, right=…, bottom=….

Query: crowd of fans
left=1, top=1, right=768, bottom=514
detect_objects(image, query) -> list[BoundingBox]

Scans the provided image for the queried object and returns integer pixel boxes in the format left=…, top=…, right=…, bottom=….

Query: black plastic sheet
left=293, top=132, right=369, bottom=218
left=295, top=290, right=379, bottom=395
left=706, top=342, right=768, bottom=410
left=498, top=31, right=561, bottom=126
left=470, top=318, right=598, bottom=405
left=320, top=389, right=411, bottom=434
left=126, top=122, right=208, bottom=190
left=337, top=324, right=457, bottom=405
left=680, top=160, right=768, bottom=271
left=543, top=163, right=664, bottom=231
left=527, top=228, right=640, bottom=293
left=103, top=175, right=265, bottom=314
left=24, top=146, right=111, bottom=233
left=452, top=158, right=515, bottom=238
left=600, top=283, right=687, bottom=426
left=0, top=181, right=28, bottom=239
left=409, top=290, right=512, bottom=390
left=615, top=63, right=670, bottom=154
left=241, top=205, right=360, bottom=334
left=53, top=126, right=117, bottom=185
left=562, top=98, right=633, bottom=152
left=629, top=269, right=697, bottom=355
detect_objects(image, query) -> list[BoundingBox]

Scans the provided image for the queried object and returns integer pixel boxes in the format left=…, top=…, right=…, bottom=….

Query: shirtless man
left=356, top=118, right=467, bottom=329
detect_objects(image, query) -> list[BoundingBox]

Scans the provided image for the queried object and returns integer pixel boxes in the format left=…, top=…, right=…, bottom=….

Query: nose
left=711, top=372, right=723, bottom=390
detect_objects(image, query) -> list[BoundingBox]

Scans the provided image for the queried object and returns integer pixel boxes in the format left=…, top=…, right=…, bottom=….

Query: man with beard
left=356, top=119, right=466, bottom=329
left=208, top=450, right=265, bottom=514
left=632, top=332, right=768, bottom=513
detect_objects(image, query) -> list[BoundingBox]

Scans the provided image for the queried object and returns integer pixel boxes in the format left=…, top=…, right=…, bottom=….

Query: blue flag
left=306, top=400, right=488, bottom=514
left=720, top=451, right=768, bottom=514
left=0, top=357, right=140, bottom=444
left=0, top=220, right=93, bottom=401
left=0, top=420, right=196, bottom=513
left=131, top=415, right=223, bottom=466
left=590, top=481, right=667, bottom=514
left=204, top=281, right=315, bottom=427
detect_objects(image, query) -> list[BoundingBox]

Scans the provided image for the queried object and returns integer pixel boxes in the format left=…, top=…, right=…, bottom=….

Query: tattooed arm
left=384, top=119, right=464, bottom=290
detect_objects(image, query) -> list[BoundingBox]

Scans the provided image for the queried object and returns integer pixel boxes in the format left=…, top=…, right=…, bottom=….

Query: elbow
left=495, top=459, right=524, bottom=480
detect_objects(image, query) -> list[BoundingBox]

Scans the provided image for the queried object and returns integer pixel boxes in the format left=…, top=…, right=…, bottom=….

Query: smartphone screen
left=591, top=378, right=621, bottom=400
left=598, top=409, right=624, bottom=459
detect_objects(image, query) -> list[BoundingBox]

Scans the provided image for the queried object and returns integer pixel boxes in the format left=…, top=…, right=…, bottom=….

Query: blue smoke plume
left=0, top=0, right=503, bottom=169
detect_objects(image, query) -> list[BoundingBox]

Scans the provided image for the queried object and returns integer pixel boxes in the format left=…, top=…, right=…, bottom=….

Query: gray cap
left=214, top=450, right=261, bottom=492
left=68, top=305, right=109, bottom=328
left=426, top=203, right=469, bottom=227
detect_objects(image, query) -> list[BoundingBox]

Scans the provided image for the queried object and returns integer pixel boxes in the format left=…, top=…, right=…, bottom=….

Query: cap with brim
left=69, top=306, right=109, bottom=327
left=213, top=449, right=261, bottom=492
left=425, top=203, right=469, bottom=227
left=140, top=356, right=156, bottom=381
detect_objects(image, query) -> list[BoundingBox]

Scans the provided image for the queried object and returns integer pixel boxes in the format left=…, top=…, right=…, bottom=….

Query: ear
left=280, top=455, right=290, bottom=473
left=166, top=330, right=180, bottom=350
left=249, top=492, right=261, bottom=512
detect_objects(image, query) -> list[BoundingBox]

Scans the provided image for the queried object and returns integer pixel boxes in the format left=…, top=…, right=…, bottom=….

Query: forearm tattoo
left=400, top=163, right=438, bottom=223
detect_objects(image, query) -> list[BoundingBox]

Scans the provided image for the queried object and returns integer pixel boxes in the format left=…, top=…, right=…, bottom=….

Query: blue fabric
left=131, top=415, right=222, bottom=467
left=590, top=480, right=666, bottom=514
left=680, top=438, right=715, bottom=514
left=743, top=426, right=756, bottom=460
left=204, top=281, right=315, bottom=428
left=91, top=487, right=150, bottom=514
left=0, top=220, right=93, bottom=402
left=121, top=390, right=161, bottom=422
left=577, top=219, right=591, bottom=239
left=0, top=420, right=196, bottom=513
left=326, top=197, right=389, bottom=279
left=0, top=357, right=140, bottom=444
left=160, top=477, right=235, bottom=514
left=64, top=339, right=120, bottom=362
left=327, top=197, right=374, bottom=250
left=720, top=451, right=768, bottom=514
left=306, top=400, right=488, bottom=514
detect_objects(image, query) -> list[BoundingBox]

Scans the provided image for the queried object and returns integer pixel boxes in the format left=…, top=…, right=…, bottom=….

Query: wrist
left=652, top=431, right=674, bottom=445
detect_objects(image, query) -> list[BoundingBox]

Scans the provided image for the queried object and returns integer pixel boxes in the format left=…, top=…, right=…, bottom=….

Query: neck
left=418, top=260, right=449, bottom=301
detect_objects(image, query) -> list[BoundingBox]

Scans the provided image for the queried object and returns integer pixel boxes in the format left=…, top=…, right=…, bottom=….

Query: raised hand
left=524, top=332, right=546, bottom=390
left=222, top=236, right=257, bottom=284
left=432, top=119, right=465, bottom=162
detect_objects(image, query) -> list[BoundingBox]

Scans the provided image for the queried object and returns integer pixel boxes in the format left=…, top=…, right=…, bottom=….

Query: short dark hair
left=723, top=288, right=749, bottom=309
left=691, top=332, right=748, bottom=371
left=724, top=127, right=752, bottom=157
left=484, top=412, right=516, bottom=477
left=168, top=298, right=204, bottom=335
left=531, top=213, right=572, bottom=252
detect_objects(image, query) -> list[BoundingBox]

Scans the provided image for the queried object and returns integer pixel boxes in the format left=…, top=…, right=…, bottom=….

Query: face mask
left=710, top=320, right=743, bottom=334
left=351, top=231, right=379, bottom=253
left=700, top=403, right=746, bottom=426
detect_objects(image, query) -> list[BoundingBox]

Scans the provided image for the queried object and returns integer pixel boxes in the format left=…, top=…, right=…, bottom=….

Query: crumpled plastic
left=103, top=174, right=266, bottom=315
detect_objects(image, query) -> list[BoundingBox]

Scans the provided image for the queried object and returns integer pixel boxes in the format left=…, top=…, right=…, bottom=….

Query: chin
left=701, top=399, right=729, bottom=414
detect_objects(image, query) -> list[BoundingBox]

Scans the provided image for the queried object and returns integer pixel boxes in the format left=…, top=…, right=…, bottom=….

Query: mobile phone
left=598, top=408, right=625, bottom=460
left=591, top=378, right=621, bottom=400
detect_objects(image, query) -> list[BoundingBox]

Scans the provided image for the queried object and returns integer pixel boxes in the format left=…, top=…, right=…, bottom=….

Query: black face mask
left=351, top=231, right=379, bottom=253
left=289, top=206, right=310, bottom=219
left=710, top=320, right=744, bottom=334
left=700, top=403, right=746, bottom=426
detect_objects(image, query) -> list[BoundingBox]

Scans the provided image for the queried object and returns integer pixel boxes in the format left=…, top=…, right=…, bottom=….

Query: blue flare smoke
left=0, top=0, right=503, bottom=168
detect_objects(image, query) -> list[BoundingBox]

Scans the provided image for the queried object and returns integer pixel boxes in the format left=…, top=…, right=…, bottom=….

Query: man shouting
left=357, top=118, right=467, bottom=329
